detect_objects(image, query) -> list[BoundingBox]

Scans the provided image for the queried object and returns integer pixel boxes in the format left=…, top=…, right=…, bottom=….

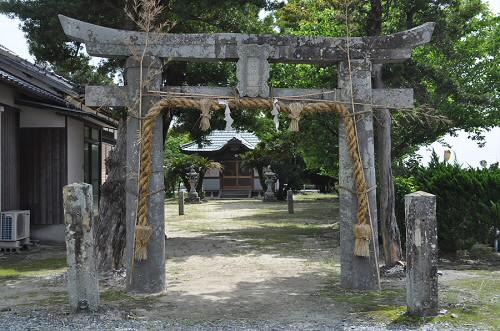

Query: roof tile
left=181, top=130, right=260, bottom=152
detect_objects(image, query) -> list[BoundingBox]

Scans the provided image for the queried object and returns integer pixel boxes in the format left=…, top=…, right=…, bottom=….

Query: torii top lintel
left=58, top=15, right=435, bottom=64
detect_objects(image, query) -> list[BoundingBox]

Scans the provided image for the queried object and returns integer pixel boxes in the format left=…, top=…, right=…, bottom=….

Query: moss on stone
left=373, top=274, right=499, bottom=329
left=101, top=290, right=135, bottom=302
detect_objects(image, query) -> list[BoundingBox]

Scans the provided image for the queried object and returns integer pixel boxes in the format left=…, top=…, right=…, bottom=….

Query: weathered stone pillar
left=287, top=190, right=294, bottom=214
left=63, top=183, right=99, bottom=313
left=338, top=59, right=379, bottom=290
left=178, top=191, right=185, bottom=216
left=405, top=191, right=438, bottom=316
left=124, top=56, right=166, bottom=293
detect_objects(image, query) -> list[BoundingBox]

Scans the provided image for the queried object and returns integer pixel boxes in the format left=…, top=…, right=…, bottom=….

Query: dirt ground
left=1, top=194, right=499, bottom=330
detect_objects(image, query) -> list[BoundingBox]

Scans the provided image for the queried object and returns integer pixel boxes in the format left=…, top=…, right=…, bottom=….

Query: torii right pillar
left=338, top=59, right=380, bottom=290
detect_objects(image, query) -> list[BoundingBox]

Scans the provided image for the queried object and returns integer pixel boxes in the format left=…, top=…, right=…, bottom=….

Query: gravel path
left=1, top=198, right=497, bottom=330
left=0, top=310, right=481, bottom=331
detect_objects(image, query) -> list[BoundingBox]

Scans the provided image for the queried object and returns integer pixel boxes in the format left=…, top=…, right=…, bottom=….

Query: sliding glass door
left=84, top=126, right=101, bottom=208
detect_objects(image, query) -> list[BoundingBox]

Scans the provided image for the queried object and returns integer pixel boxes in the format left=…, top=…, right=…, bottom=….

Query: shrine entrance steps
left=219, top=189, right=253, bottom=199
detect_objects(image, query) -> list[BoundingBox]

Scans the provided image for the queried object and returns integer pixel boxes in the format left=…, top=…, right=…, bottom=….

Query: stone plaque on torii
left=59, top=15, right=434, bottom=293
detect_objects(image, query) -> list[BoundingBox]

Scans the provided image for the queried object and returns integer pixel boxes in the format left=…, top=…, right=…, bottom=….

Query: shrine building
left=180, top=130, right=263, bottom=198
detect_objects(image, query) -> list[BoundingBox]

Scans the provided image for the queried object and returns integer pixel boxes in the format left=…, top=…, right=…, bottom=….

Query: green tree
left=242, top=130, right=306, bottom=200
left=273, top=0, right=499, bottom=160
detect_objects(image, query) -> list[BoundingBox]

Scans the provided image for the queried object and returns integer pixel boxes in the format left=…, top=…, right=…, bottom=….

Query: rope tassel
left=288, top=103, right=304, bottom=132
left=354, top=223, right=372, bottom=257
left=199, top=98, right=212, bottom=131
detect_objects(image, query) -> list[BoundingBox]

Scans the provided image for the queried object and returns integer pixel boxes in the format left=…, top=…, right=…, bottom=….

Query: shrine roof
left=181, top=130, right=260, bottom=153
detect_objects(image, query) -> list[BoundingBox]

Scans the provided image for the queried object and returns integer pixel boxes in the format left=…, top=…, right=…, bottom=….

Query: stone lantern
left=186, top=165, right=201, bottom=203
left=263, top=165, right=277, bottom=202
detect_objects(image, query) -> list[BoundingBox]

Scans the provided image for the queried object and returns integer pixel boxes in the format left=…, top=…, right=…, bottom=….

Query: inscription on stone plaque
left=236, top=44, right=270, bottom=97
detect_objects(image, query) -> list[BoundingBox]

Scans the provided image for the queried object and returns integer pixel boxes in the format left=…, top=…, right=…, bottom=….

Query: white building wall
left=203, top=168, right=220, bottom=191
left=0, top=84, right=15, bottom=106
left=67, top=117, right=84, bottom=184
left=254, top=178, right=263, bottom=191
left=20, top=106, right=65, bottom=127
left=203, top=178, right=220, bottom=191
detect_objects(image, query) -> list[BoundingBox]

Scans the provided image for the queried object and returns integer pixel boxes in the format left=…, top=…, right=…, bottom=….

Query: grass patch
left=321, top=283, right=405, bottom=312
left=438, top=275, right=500, bottom=330
left=101, top=290, right=136, bottom=302
left=322, top=272, right=500, bottom=330
left=36, top=292, right=69, bottom=306
left=293, top=193, right=338, bottom=202
left=0, top=257, right=67, bottom=278
left=101, top=290, right=160, bottom=309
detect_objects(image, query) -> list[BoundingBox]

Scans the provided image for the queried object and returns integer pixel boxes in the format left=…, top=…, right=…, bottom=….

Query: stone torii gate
left=59, top=15, right=434, bottom=293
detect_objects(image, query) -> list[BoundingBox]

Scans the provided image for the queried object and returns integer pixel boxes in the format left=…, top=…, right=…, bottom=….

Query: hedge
left=394, top=157, right=500, bottom=252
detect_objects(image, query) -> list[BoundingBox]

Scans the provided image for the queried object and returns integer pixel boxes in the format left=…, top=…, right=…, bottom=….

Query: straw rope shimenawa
left=134, top=96, right=370, bottom=261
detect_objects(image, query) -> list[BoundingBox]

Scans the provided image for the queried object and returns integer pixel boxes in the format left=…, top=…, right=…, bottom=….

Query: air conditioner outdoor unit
left=0, top=210, right=30, bottom=248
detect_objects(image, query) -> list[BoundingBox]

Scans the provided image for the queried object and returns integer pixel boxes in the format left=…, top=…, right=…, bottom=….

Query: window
left=84, top=126, right=101, bottom=208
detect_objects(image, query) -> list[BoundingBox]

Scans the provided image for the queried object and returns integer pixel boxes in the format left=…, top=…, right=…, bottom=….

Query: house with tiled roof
left=181, top=130, right=263, bottom=197
left=0, top=45, right=117, bottom=243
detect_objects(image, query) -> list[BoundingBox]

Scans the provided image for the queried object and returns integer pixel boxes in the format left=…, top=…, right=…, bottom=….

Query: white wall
left=203, top=178, right=220, bottom=191
left=31, top=224, right=65, bottom=244
left=0, top=84, right=15, bottom=106
left=20, top=106, right=65, bottom=127
left=67, top=117, right=84, bottom=184
left=254, top=178, right=263, bottom=190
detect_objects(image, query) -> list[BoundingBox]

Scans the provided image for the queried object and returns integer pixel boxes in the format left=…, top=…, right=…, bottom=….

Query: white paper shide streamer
left=271, top=98, right=280, bottom=130
left=219, top=99, right=234, bottom=131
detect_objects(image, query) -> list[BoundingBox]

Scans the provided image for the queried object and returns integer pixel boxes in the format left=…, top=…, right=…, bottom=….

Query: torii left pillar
left=124, top=56, right=166, bottom=293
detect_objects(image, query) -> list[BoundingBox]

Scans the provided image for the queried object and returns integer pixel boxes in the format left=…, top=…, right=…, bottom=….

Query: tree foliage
left=242, top=130, right=307, bottom=199
left=271, top=0, right=499, bottom=173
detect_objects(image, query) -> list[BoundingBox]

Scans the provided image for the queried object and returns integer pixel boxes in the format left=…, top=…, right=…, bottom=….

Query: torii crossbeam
left=59, top=15, right=434, bottom=293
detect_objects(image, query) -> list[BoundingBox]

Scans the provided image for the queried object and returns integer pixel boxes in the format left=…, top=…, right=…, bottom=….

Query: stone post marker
left=63, top=183, right=99, bottom=313
left=287, top=190, right=294, bottom=214
left=405, top=191, right=438, bottom=316
left=178, top=191, right=185, bottom=216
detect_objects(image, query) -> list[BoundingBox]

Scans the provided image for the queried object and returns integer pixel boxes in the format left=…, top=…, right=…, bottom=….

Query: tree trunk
left=95, top=111, right=172, bottom=270
left=373, top=64, right=403, bottom=266
left=95, top=118, right=127, bottom=270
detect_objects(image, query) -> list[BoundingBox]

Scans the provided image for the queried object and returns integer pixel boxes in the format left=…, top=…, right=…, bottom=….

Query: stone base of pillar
left=186, top=192, right=201, bottom=203
left=263, top=192, right=277, bottom=202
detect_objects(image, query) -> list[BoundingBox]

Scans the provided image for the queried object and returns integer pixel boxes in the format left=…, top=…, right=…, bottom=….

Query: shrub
left=395, top=154, right=500, bottom=252
left=394, top=176, right=419, bottom=245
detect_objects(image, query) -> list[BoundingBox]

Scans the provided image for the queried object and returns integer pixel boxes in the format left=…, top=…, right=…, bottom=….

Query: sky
left=0, top=2, right=499, bottom=168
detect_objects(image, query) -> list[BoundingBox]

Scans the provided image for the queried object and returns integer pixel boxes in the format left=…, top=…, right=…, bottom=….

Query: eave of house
left=15, top=98, right=117, bottom=129
left=0, top=45, right=117, bottom=129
